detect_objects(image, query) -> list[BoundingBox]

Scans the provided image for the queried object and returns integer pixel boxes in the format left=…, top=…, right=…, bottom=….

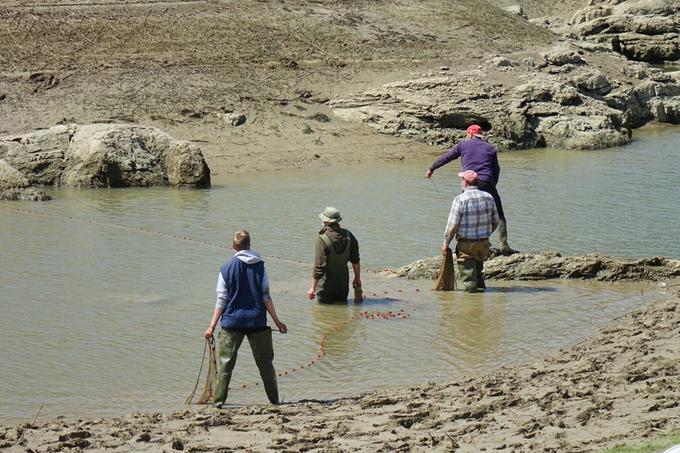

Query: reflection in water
left=1, top=128, right=679, bottom=421
left=309, top=302, right=362, bottom=381
left=437, top=291, right=508, bottom=376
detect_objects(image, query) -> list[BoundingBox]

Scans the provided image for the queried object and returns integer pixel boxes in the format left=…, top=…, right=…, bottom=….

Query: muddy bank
left=393, top=251, right=680, bottom=282
left=0, top=0, right=554, bottom=180
left=2, top=283, right=679, bottom=452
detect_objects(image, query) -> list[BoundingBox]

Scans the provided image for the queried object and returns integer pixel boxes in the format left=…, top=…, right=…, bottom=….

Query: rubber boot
left=457, top=259, right=479, bottom=293
left=497, top=220, right=517, bottom=256
left=213, top=330, right=245, bottom=406
left=475, top=260, right=486, bottom=291
left=247, top=329, right=280, bottom=404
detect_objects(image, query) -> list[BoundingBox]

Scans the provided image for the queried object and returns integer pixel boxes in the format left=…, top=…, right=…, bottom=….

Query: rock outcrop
left=0, top=124, right=211, bottom=200
left=0, top=158, right=51, bottom=201
left=568, top=0, right=680, bottom=63
left=330, top=44, right=680, bottom=151
left=392, top=252, right=680, bottom=282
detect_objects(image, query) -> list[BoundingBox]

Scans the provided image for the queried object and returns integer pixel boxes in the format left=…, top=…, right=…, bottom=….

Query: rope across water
left=0, top=205, right=309, bottom=266
left=234, top=290, right=422, bottom=391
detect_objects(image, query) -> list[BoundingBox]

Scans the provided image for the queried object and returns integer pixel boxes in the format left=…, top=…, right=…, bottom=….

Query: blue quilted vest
left=219, top=257, right=267, bottom=329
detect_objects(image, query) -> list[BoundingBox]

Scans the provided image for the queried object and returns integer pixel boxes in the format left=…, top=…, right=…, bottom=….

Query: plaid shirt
left=444, top=186, right=499, bottom=244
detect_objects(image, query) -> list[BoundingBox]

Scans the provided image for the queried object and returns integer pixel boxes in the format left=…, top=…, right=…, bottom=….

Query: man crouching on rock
left=204, top=230, right=287, bottom=406
left=443, top=171, right=499, bottom=293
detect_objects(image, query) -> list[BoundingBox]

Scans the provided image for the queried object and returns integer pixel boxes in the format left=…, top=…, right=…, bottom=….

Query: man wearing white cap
left=308, top=207, right=361, bottom=304
left=443, top=170, right=499, bottom=292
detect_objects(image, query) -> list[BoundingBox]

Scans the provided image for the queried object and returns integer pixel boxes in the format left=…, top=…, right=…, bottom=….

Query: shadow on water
left=309, top=297, right=402, bottom=307
left=354, top=297, right=401, bottom=306
left=482, top=286, right=559, bottom=293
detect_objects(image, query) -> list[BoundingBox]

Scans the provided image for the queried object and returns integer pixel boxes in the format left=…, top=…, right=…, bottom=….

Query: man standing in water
left=444, top=170, right=499, bottom=292
left=307, top=207, right=361, bottom=304
left=426, top=124, right=516, bottom=255
left=204, top=230, right=287, bottom=406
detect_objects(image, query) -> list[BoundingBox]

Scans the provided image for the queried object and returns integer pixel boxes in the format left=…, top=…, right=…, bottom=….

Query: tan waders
left=213, top=328, right=279, bottom=405
left=455, top=239, right=491, bottom=293
left=317, top=232, right=352, bottom=304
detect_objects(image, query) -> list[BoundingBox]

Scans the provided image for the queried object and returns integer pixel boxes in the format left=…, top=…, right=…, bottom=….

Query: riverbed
left=0, top=125, right=678, bottom=423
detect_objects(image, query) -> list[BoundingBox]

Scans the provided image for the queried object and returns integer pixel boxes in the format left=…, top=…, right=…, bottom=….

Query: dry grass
left=0, top=0, right=555, bottom=72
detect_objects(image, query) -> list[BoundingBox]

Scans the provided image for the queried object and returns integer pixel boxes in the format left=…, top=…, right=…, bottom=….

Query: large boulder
left=60, top=124, right=210, bottom=188
left=0, top=124, right=211, bottom=198
left=535, top=114, right=631, bottom=149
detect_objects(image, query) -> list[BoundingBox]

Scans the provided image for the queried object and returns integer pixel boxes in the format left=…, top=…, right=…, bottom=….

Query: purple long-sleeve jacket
left=429, top=137, right=500, bottom=185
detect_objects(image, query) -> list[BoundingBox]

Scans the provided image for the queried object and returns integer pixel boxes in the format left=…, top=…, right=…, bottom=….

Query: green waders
left=457, top=259, right=480, bottom=293
left=316, top=232, right=352, bottom=304
left=455, top=239, right=490, bottom=293
left=213, top=328, right=279, bottom=405
left=497, top=220, right=517, bottom=255
left=475, top=260, right=486, bottom=290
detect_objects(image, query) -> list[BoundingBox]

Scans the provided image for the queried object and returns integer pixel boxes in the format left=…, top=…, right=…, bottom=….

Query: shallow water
left=0, top=126, right=678, bottom=422
left=655, top=62, right=680, bottom=72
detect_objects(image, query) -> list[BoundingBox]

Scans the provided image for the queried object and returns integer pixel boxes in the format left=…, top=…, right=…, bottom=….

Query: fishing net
left=185, top=337, right=217, bottom=405
left=197, top=338, right=217, bottom=404
left=434, top=247, right=456, bottom=291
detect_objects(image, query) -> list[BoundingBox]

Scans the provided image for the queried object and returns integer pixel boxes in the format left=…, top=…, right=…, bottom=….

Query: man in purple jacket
left=426, top=124, right=516, bottom=255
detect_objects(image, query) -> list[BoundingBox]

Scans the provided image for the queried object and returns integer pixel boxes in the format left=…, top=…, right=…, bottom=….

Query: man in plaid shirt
left=443, top=170, right=499, bottom=292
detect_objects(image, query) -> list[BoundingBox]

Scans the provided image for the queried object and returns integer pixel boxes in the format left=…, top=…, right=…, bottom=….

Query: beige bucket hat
left=319, top=206, right=342, bottom=223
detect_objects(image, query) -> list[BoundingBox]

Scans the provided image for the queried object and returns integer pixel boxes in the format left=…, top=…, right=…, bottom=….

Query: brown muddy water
left=0, top=126, right=678, bottom=422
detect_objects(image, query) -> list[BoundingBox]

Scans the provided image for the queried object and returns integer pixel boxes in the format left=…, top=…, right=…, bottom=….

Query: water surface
left=0, top=126, right=678, bottom=422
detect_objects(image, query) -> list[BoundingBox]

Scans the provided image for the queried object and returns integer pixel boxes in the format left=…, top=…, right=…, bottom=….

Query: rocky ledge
left=392, top=251, right=680, bottom=282
left=331, top=0, right=680, bottom=152
left=0, top=124, right=211, bottom=201
left=567, top=0, right=679, bottom=63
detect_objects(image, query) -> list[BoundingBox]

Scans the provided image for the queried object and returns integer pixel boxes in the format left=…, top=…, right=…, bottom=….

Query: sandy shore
left=2, top=278, right=679, bottom=452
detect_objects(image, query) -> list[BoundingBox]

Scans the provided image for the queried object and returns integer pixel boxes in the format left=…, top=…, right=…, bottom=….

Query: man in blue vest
left=204, top=230, right=287, bottom=406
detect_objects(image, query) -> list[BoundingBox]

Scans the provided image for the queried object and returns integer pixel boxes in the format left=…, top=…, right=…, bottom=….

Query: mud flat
left=2, top=254, right=679, bottom=452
